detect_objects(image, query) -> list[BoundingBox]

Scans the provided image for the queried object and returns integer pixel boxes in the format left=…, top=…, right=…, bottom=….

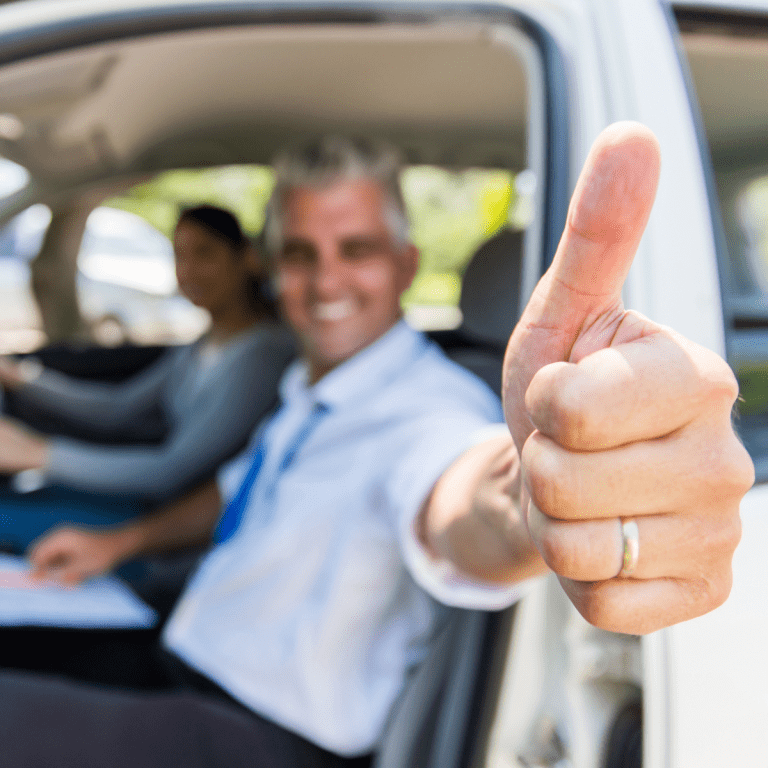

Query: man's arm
left=423, top=122, right=753, bottom=636
left=27, top=478, right=222, bottom=585
left=418, top=433, right=547, bottom=584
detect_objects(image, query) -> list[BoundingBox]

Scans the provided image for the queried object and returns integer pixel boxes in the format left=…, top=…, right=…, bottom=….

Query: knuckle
left=548, top=378, right=590, bottom=446
left=528, top=363, right=601, bottom=448
left=537, top=525, right=572, bottom=575
left=523, top=437, right=567, bottom=517
left=570, top=583, right=620, bottom=631
left=707, top=571, right=734, bottom=611
left=704, top=431, right=755, bottom=500
left=700, top=352, right=740, bottom=407
left=683, top=570, right=733, bottom=615
left=730, top=438, right=756, bottom=494
left=549, top=376, right=610, bottom=450
left=716, top=509, right=743, bottom=558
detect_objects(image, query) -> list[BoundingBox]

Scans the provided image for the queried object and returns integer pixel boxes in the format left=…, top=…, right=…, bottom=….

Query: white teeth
left=314, top=300, right=355, bottom=321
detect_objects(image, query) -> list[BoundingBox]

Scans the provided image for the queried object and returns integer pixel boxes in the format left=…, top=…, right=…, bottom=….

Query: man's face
left=276, top=179, right=418, bottom=383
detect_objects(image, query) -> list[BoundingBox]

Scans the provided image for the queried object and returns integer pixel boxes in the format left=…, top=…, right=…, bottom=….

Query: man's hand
left=503, top=121, right=755, bottom=635
left=26, top=479, right=223, bottom=586
left=0, top=417, right=49, bottom=473
left=28, top=526, right=135, bottom=585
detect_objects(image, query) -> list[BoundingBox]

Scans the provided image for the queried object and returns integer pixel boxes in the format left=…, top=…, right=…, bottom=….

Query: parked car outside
left=0, top=200, right=208, bottom=352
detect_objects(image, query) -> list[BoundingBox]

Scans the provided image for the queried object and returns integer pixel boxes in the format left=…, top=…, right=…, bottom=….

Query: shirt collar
left=279, top=320, right=429, bottom=409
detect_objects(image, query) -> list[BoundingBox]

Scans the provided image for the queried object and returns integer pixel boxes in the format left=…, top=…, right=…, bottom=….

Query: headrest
left=459, top=228, right=524, bottom=346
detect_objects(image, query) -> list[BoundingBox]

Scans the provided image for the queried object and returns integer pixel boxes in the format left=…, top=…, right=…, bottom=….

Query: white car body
left=0, top=1, right=764, bottom=766
left=485, top=3, right=768, bottom=768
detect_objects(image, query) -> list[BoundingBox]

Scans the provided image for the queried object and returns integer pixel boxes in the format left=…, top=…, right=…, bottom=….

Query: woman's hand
left=28, top=526, right=134, bottom=585
left=0, top=357, right=23, bottom=389
left=0, top=356, right=39, bottom=390
left=0, top=418, right=49, bottom=472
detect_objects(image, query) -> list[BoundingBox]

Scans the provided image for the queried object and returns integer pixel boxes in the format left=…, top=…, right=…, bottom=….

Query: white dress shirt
left=163, top=320, right=526, bottom=755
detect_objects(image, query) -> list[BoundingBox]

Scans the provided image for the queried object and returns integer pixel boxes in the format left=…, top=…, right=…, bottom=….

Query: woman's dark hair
left=177, top=204, right=278, bottom=320
left=178, top=204, right=249, bottom=252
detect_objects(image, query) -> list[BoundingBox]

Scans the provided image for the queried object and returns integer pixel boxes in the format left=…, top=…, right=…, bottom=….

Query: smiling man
left=274, top=176, right=418, bottom=383
left=0, top=127, right=753, bottom=768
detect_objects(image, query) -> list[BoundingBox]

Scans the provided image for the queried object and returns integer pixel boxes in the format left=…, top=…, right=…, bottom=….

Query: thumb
left=503, top=122, right=661, bottom=452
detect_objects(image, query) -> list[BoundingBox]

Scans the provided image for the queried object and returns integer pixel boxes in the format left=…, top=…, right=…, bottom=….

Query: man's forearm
left=420, top=435, right=547, bottom=584
left=112, top=478, right=223, bottom=562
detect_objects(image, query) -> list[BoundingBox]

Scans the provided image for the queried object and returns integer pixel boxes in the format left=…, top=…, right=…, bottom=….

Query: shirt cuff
left=400, top=422, right=532, bottom=611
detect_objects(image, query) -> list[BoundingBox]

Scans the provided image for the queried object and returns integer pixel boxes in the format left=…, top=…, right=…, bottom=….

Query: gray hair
left=264, top=136, right=410, bottom=256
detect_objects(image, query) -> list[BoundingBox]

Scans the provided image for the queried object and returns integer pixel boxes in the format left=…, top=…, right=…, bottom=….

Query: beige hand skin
left=502, top=121, right=754, bottom=635
left=0, top=418, right=49, bottom=472
left=28, top=479, right=222, bottom=584
left=27, top=527, right=133, bottom=586
left=0, top=356, right=26, bottom=390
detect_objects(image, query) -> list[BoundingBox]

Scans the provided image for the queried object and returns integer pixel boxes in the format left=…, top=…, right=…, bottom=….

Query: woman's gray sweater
left=12, top=324, right=295, bottom=502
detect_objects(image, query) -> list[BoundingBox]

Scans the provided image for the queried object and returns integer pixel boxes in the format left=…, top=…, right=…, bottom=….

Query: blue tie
left=213, top=402, right=329, bottom=543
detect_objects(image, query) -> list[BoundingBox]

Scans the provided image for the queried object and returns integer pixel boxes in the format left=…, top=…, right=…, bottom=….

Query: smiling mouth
left=313, top=299, right=356, bottom=321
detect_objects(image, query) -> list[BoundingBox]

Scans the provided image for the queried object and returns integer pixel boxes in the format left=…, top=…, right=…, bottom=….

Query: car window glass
left=105, top=164, right=530, bottom=332
left=0, top=157, right=29, bottom=200
left=0, top=203, right=207, bottom=353
left=732, top=176, right=768, bottom=295
left=0, top=204, right=50, bottom=262
left=402, top=165, right=525, bottom=330
left=676, top=8, right=768, bottom=473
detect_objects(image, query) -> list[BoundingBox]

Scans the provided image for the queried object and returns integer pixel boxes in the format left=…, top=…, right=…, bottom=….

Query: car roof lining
left=0, top=20, right=529, bottom=193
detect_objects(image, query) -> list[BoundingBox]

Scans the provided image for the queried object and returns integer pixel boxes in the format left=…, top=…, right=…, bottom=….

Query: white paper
left=0, top=554, right=157, bottom=628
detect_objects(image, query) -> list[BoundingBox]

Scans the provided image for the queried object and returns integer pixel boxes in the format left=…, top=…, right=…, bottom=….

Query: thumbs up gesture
left=504, top=122, right=754, bottom=634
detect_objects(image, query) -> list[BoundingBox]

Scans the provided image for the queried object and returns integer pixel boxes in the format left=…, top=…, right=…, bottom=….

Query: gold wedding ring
left=619, top=519, right=639, bottom=578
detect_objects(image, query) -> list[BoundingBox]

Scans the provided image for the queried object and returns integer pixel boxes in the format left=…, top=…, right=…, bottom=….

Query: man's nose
left=312, top=251, right=345, bottom=296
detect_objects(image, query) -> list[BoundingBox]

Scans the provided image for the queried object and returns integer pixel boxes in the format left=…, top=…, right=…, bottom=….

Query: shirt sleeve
left=12, top=351, right=173, bottom=435
left=44, top=328, right=294, bottom=500
left=390, top=408, right=531, bottom=611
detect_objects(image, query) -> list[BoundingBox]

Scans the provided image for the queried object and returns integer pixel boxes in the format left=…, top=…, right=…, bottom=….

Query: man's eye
left=343, top=241, right=379, bottom=260
left=281, top=245, right=314, bottom=266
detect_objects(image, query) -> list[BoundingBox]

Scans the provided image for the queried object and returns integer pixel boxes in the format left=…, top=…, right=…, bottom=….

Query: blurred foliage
left=105, top=165, right=275, bottom=240
left=105, top=164, right=520, bottom=309
left=400, top=167, right=516, bottom=306
left=736, top=363, right=768, bottom=416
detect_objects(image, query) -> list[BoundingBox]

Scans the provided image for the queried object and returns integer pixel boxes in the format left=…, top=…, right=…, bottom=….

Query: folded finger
left=559, top=570, right=734, bottom=635
left=526, top=326, right=738, bottom=451
left=521, top=416, right=750, bottom=520
left=527, top=502, right=741, bottom=582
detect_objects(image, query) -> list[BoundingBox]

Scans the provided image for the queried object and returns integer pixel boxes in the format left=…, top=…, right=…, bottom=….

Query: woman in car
left=0, top=204, right=294, bottom=555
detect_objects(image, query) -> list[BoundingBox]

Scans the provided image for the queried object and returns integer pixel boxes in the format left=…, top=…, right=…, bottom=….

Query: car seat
left=375, top=228, right=525, bottom=767
left=427, top=227, right=523, bottom=395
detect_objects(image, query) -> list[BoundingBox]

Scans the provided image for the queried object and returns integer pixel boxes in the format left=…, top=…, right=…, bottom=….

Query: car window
left=0, top=204, right=207, bottom=352
left=675, top=6, right=768, bottom=476
left=729, top=174, right=768, bottom=296
left=105, top=163, right=530, bottom=333
left=402, top=165, right=528, bottom=330
left=0, top=157, right=28, bottom=200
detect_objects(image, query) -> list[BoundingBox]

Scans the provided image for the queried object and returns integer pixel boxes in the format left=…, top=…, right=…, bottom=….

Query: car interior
left=0, top=6, right=548, bottom=767
left=8, top=4, right=764, bottom=766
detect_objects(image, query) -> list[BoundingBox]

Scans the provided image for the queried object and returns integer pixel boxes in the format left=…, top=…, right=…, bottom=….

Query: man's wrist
left=108, top=524, right=145, bottom=567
